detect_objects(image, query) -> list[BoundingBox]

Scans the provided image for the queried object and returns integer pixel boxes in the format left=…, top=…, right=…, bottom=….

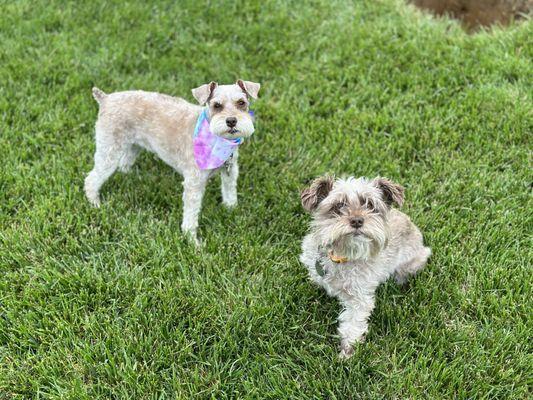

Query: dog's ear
left=236, top=80, right=261, bottom=99
left=192, top=81, right=218, bottom=105
left=374, top=178, right=404, bottom=207
left=301, top=176, right=334, bottom=212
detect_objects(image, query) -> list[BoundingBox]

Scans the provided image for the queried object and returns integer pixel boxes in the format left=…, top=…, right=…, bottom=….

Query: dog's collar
left=192, top=109, right=244, bottom=170
left=328, top=250, right=348, bottom=264
left=314, top=247, right=349, bottom=278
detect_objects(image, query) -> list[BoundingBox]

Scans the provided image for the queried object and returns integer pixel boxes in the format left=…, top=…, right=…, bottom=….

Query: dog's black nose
left=350, top=217, right=364, bottom=228
left=226, top=117, right=237, bottom=128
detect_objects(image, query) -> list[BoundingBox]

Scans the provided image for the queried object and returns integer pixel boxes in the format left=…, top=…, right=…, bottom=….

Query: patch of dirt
left=411, top=0, right=531, bottom=30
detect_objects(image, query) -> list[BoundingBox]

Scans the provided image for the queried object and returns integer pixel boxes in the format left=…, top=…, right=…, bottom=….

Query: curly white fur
left=300, top=176, right=431, bottom=358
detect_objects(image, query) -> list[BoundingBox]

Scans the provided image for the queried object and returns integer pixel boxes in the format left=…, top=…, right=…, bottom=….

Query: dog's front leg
left=181, top=173, right=209, bottom=244
left=220, top=150, right=239, bottom=208
left=337, top=294, right=376, bottom=359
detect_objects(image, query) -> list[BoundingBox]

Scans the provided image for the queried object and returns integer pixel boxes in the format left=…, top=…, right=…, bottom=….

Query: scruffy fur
left=84, top=80, right=260, bottom=244
left=299, top=176, right=431, bottom=358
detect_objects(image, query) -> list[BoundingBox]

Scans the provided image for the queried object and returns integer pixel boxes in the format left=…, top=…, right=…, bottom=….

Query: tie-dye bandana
left=193, top=109, right=248, bottom=170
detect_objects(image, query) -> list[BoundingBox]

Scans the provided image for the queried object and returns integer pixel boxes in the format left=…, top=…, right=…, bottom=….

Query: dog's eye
left=237, top=99, right=246, bottom=107
left=331, top=202, right=346, bottom=215
left=366, top=200, right=375, bottom=211
left=213, top=102, right=223, bottom=110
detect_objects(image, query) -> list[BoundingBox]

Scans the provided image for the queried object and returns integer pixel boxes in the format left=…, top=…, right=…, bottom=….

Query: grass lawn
left=1, top=0, right=531, bottom=398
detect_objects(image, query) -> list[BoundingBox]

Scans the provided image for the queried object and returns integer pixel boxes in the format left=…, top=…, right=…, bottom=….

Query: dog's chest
left=316, top=255, right=382, bottom=296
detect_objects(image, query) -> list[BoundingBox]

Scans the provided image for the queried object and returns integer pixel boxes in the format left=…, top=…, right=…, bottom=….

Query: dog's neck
left=327, top=249, right=348, bottom=263
left=316, top=235, right=386, bottom=264
left=192, top=109, right=242, bottom=170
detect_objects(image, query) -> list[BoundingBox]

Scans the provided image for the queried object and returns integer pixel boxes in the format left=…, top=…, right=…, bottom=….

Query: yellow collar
left=328, top=250, right=348, bottom=264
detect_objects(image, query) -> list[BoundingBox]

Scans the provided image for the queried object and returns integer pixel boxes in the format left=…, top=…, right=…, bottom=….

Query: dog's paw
left=86, top=194, right=101, bottom=208
left=84, top=182, right=101, bottom=207
left=394, top=273, right=409, bottom=286
left=182, top=229, right=202, bottom=247
left=339, top=344, right=354, bottom=360
left=188, top=235, right=202, bottom=247
left=339, top=334, right=366, bottom=359
left=223, top=200, right=238, bottom=209
left=222, top=195, right=238, bottom=208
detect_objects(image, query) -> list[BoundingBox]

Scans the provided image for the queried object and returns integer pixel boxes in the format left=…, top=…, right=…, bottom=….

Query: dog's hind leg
left=394, top=246, right=431, bottom=285
left=118, top=145, right=140, bottom=173
left=84, top=129, right=122, bottom=207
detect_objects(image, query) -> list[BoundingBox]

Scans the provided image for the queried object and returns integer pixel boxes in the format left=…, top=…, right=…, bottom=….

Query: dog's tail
left=92, top=87, right=107, bottom=105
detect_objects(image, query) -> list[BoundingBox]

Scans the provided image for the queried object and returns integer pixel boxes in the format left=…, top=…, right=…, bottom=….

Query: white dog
left=299, top=176, right=431, bottom=358
left=85, top=80, right=260, bottom=243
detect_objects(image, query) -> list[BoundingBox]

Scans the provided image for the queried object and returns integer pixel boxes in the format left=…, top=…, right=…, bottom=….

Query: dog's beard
left=210, top=114, right=255, bottom=139
left=337, top=235, right=374, bottom=261
left=312, top=215, right=388, bottom=261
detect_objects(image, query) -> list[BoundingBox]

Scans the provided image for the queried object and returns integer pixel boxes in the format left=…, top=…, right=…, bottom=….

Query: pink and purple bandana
left=193, top=109, right=250, bottom=170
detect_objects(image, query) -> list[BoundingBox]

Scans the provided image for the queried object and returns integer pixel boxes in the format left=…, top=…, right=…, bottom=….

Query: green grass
left=1, top=0, right=531, bottom=398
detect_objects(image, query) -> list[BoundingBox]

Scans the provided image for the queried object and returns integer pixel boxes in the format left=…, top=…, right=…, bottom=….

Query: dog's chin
left=327, top=228, right=386, bottom=261
left=352, top=229, right=364, bottom=237
left=211, top=126, right=254, bottom=139
left=339, top=233, right=374, bottom=261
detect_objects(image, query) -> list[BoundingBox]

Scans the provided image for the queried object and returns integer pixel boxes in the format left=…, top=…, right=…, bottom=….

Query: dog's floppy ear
left=374, top=178, right=404, bottom=207
left=301, top=176, right=334, bottom=212
left=192, top=81, right=218, bottom=105
left=236, top=79, right=261, bottom=99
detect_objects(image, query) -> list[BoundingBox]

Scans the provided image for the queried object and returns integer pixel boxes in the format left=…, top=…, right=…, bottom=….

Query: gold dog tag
left=328, top=250, right=348, bottom=264
left=315, top=259, right=326, bottom=277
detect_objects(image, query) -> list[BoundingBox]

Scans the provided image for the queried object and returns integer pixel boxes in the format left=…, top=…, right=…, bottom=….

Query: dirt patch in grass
left=411, top=0, right=531, bottom=30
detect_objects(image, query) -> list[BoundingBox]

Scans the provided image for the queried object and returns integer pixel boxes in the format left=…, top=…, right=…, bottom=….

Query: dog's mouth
left=227, top=128, right=239, bottom=134
left=351, top=230, right=372, bottom=241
